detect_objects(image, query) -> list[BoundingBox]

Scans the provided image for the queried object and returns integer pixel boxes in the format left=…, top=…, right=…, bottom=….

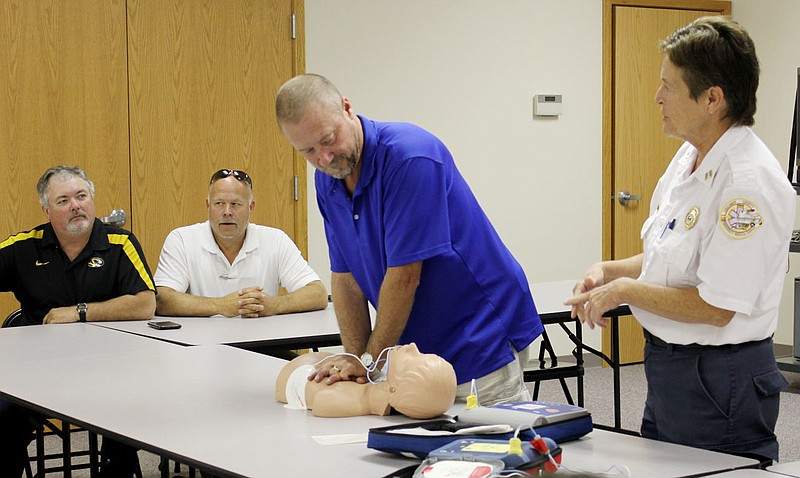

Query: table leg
left=576, top=319, right=585, bottom=407
left=612, top=316, right=621, bottom=430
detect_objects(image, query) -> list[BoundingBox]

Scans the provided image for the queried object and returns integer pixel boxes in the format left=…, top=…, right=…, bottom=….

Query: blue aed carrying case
left=367, top=401, right=591, bottom=459
left=421, top=436, right=562, bottom=476
left=458, top=400, right=591, bottom=436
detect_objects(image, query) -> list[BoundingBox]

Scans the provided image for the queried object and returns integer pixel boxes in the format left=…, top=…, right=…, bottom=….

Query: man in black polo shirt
left=0, top=166, right=156, bottom=477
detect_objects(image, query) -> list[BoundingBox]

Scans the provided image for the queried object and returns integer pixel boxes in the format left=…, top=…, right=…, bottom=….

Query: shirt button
left=354, top=214, right=359, bottom=220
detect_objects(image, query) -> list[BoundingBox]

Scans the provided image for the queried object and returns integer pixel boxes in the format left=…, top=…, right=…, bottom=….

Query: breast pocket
left=664, top=242, right=696, bottom=287
left=640, top=215, right=660, bottom=242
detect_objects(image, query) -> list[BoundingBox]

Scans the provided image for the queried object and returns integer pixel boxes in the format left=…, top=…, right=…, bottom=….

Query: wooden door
left=127, top=0, right=306, bottom=270
left=602, top=0, right=730, bottom=363
left=0, top=0, right=130, bottom=316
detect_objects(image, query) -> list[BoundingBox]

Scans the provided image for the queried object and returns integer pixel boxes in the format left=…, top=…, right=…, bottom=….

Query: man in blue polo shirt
left=275, top=74, right=542, bottom=405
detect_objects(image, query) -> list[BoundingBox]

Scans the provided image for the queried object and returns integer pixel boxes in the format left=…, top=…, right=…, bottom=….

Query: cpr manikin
left=275, top=343, right=456, bottom=419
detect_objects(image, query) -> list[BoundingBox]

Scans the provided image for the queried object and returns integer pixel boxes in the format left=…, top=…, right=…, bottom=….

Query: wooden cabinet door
left=0, top=0, right=130, bottom=316
left=127, top=0, right=306, bottom=270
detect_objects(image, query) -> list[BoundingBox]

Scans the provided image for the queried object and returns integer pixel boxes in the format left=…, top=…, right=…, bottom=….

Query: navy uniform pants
left=0, top=397, right=139, bottom=477
left=641, top=334, right=787, bottom=464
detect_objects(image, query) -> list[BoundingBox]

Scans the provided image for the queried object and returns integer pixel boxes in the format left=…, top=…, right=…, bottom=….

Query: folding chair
left=523, top=325, right=585, bottom=406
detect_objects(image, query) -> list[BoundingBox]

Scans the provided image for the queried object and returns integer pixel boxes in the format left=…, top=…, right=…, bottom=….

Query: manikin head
left=384, top=343, right=457, bottom=419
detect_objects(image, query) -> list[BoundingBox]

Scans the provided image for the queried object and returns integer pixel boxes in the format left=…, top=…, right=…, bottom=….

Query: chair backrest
left=99, top=208, right=126, bottom=227
left=3, top=308, right=23, bottom=328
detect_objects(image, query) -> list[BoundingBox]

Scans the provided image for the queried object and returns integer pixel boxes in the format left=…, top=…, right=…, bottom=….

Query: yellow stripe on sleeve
left=0, top=229, right=45, bottom=250
left=107, top=234, right=156, bottom=291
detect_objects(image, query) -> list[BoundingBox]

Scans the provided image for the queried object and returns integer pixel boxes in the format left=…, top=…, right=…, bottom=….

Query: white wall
left=732, top=0, right=800, bottom=347
left=304, top=0, right=799, bottom=353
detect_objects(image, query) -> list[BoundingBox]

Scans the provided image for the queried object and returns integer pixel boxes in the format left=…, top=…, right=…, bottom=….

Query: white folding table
left=91, top=304, right=341, bottom=353
left=0, top=323, right=760, bottom=477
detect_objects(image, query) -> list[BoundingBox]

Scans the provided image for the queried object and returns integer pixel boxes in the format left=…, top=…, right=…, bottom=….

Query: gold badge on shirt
left=684, top=206, right=699, bottom=230
left=719, top=198, right=763, bottom=239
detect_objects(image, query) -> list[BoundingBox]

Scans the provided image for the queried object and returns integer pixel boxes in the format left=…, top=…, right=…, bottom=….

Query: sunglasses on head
left=210, top=169, right=252, bottom=188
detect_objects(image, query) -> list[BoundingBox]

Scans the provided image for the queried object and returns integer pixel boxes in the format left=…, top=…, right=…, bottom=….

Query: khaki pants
left=455, top=343, right=533, bottom=406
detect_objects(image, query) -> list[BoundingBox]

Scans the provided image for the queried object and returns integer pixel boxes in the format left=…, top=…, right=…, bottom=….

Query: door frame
left=292, top=0, right=309, bottom=258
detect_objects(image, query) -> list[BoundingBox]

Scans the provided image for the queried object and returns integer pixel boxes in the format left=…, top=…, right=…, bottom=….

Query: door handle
left=616, top=190, right=641, bottom=206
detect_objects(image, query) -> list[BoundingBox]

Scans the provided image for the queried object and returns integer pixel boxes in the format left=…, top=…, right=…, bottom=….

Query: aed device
left=418, top=437, right=562, bottom=476
left=533, top=94, right=562, bottom=116
left=412, top=456, right=505, bottom=478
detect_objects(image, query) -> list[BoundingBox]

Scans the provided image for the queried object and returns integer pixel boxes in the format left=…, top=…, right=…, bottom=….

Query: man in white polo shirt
left=154, top=169, right=327, bottom=318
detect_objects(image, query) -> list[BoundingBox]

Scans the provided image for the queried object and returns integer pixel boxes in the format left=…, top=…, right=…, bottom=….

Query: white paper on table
left=311, top=433, right=369, bottom=445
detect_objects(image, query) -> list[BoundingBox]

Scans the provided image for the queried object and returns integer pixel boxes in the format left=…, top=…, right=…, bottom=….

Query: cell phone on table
left=147, top=320, right=182, bottom=330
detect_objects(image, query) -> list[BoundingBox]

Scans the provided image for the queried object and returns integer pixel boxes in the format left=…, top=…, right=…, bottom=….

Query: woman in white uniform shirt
left=566, top=17, right=795, bottom=465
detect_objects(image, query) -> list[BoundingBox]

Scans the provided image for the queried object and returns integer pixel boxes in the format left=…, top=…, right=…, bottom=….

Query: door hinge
left=291, top=14, right=296, bottom=39
left=293, top=175, right=299, bottom=201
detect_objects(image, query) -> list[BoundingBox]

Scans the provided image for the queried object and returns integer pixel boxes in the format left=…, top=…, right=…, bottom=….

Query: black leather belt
left=642, top=328, right=769, bottom=352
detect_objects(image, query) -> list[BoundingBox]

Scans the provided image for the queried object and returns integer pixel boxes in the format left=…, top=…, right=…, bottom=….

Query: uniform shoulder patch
left=719, top=198, right=763, bottom=239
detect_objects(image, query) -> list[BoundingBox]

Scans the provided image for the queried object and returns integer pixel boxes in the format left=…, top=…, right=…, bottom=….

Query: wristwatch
left=76, top=303, right=87, bottom=322
left=360, top=352, right=374, bottom=368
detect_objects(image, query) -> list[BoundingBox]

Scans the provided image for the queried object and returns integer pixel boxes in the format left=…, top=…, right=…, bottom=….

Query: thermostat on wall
left=533, top=94, right=562, bottom=117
